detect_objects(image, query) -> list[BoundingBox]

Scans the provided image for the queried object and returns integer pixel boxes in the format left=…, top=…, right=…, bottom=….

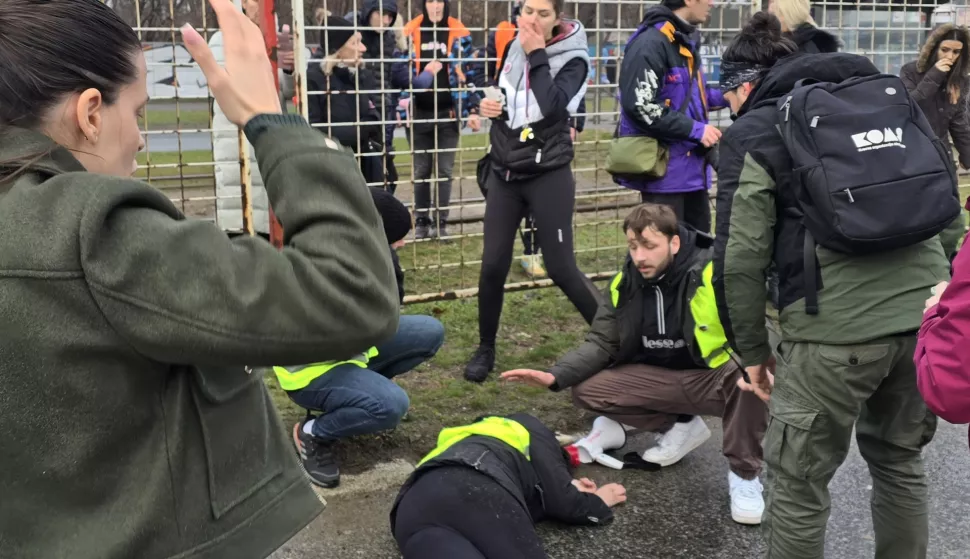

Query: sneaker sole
left=292, top=423, right=341, bottom=489
left=642, top=423, right=712, bottom=467
left=731, top=507, right=763, bottom=525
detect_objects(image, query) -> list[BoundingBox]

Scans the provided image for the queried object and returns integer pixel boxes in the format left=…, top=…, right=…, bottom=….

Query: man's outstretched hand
left=500, top=369, right=555, bottom=388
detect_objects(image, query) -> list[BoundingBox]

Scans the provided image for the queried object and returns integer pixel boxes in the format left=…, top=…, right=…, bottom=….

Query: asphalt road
left=270, top=417, right=970, bottom=559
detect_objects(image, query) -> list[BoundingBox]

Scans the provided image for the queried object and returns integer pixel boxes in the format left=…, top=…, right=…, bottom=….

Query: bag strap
left=803, top=229, right=819, bottom=315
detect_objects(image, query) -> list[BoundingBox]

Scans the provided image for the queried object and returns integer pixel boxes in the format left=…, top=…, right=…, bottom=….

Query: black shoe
left=437, top=222, right=451, bottom=243
left=464, top=345, right=496, bottom=383
left=292, top=419, right=340, bottom=488
left=414, top=220, right=434, bottom=241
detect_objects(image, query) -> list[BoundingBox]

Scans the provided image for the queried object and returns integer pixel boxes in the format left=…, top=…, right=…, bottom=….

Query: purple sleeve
left=706, top=86, right=727, bottom=111
left=412, top=70, right=434, bottom=90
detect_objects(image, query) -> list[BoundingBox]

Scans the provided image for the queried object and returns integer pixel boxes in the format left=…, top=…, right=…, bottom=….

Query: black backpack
left=776, top=73, right=961, bottom=314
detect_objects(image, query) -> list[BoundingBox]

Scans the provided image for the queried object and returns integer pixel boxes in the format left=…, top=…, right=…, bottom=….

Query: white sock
left=303, top=419, right=315, bottom=435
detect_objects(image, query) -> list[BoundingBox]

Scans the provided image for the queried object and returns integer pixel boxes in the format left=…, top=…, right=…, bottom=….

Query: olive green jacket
left=0, top=116, right=400, bottom=559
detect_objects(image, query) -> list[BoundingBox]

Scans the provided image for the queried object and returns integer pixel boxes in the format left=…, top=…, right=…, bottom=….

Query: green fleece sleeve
left=548, top=298, right=620, bottom=390
left=712, top=141, right=776, bottom=368
left=75, top=119, right=400, bottom=366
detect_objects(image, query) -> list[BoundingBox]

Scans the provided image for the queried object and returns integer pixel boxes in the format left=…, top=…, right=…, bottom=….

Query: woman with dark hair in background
left=463, top=0, right=602, bottom=383
left=767, top=0, right=840, bottom=53
left=901, top=23, right=970, bottom=261
left=0, top=1, right=400, bottom=557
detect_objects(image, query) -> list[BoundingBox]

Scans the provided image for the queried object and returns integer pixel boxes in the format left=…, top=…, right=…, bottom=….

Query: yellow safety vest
left=417, top=416, right=531, bottom=467
left=272, top=346, right=379, bottom=391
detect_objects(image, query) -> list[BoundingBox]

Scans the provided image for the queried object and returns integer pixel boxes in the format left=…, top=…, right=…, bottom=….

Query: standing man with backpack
left=610, top=0, right=725, bottom=233
left=713, top=13, right=959, bottom=559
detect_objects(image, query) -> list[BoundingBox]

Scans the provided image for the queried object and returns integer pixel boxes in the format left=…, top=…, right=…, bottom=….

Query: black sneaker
left=463, top=345, right=496, bottom=383
left=414, top=218, right=434, bottom=240
left=437, top=222, right=451, bottom=243
left=292, top=419, right=340, bottom=488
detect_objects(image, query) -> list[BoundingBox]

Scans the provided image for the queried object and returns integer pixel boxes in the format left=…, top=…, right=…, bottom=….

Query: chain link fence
left=122, top=0, right=955, bottom=303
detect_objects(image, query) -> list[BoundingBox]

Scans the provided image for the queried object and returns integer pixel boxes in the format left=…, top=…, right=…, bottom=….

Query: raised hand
left=181, top=0, right=282, bottom=127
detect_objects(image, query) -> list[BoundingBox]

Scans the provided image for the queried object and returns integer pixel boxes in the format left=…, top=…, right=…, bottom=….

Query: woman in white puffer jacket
left=207, top=1, right=297, bottom=236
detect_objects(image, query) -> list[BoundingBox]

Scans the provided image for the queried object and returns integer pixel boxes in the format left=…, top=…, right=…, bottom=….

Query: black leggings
left=393, top=467, right=547, bottom=559
left=478, top=165, right=601, bottom=346
left=640, top=190, right=711, bottom=233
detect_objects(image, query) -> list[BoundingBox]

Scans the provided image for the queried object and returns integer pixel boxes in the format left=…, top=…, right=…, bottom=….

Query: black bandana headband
left=719, top=60, right=769, bottom=93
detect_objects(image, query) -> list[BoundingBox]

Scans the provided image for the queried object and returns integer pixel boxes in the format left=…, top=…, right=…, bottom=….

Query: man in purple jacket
left=615, top=0, right=724, bottom=233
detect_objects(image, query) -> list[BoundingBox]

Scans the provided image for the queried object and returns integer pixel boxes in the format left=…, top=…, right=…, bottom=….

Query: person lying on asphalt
left=390, top=412, right=627, bottom=559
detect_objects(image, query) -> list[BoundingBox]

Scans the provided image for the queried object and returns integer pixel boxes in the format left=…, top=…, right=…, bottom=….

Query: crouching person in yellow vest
left=277, top=187, right=445, bottom=488
left=389, top=413, right=627, bottom=558
left=502, top=204, right=769, bottom=526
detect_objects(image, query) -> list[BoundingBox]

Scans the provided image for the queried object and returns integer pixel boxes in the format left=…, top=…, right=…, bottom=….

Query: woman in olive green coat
left=0, top=1, right=399, bottom=558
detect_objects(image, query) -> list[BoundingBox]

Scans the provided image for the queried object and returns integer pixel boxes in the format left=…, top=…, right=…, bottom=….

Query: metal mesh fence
left=123, top=0, right=956, bottom=303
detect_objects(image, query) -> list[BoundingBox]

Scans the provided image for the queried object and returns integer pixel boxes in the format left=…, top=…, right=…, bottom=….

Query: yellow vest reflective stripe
left=609, top=264, right=732, bottom=368
left=689, top=262, right=732, bottom=368
left=272, top=346, right=379, bottom=391
left=416, top=416, right=531, bottom=467
left=609, top=271, right=624, bottom=307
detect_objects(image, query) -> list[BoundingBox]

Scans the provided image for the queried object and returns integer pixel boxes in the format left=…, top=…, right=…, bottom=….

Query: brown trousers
left=572, top=362, right=767, bottom=478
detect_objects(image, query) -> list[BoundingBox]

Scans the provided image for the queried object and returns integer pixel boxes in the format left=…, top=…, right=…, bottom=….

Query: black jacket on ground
left=390, top=413, right=613, bottom=531
left=787, top=23, right=840, bottom=54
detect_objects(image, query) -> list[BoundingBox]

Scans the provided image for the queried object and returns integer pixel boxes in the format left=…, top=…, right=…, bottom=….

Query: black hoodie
left=787, top=23, right=840, bottom=54
left=630, top=225, right=700, bottom=370
left=415, top=0, right=456, bottom=112
left=352, top=0, right=408, bottom=114
left=548, top=225, right=719, bottom=389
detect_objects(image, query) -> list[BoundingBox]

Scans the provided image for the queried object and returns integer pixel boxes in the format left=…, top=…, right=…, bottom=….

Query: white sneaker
left=641, top=416, right=711, bottom=467
left=728, top=471, right=764, bottom=525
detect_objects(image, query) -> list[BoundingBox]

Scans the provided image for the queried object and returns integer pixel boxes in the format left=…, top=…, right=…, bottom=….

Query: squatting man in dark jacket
left=502, top=203, right=769, bottom=525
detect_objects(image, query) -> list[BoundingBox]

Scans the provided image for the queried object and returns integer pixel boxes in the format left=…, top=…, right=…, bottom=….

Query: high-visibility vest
left=273, top=346, right=379, bottom=391
left=493, top=21, right=517, bottom=81
left=417, top=416, right=531, bottom=467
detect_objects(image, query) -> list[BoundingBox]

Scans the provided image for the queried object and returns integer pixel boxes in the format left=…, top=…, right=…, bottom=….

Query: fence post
left=291, top=0, right=309, bottom=121
left=260, top=0, right=286, bottom=248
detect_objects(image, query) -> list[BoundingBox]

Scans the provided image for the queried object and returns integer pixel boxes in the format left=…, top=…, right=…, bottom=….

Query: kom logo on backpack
left=851, top=127, right=904, bottom=151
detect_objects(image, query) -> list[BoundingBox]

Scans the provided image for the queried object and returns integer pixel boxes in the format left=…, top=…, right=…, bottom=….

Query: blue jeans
left=287, top=315, right=445, bottom=441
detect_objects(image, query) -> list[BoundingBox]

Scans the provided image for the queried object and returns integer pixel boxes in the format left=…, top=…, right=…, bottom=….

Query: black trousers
left=477, top=165, right=601, bottom=346
left=640, top=190, right=712, bottom=233
left=393, top=467, right=547, bottom=559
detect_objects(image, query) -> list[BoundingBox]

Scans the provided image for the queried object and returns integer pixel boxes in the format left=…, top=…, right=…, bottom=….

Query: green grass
left=264, top=287, right=600, bottom=472
left=136, top=150, right=215, bottom=191
left=143, top=109, right=211, bottom=130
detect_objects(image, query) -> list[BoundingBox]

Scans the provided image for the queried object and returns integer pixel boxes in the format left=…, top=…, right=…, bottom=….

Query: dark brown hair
left=0, top=0, right=142, bottom=130
left=0, top=0, right=141, bottom=181
left=623, top=203, right=679, bottom=239
left=934, top=29, right=970, bottom=105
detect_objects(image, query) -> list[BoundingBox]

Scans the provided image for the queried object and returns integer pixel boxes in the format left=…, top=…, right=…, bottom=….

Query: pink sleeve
left=915, top=246, right=970, bottom=424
